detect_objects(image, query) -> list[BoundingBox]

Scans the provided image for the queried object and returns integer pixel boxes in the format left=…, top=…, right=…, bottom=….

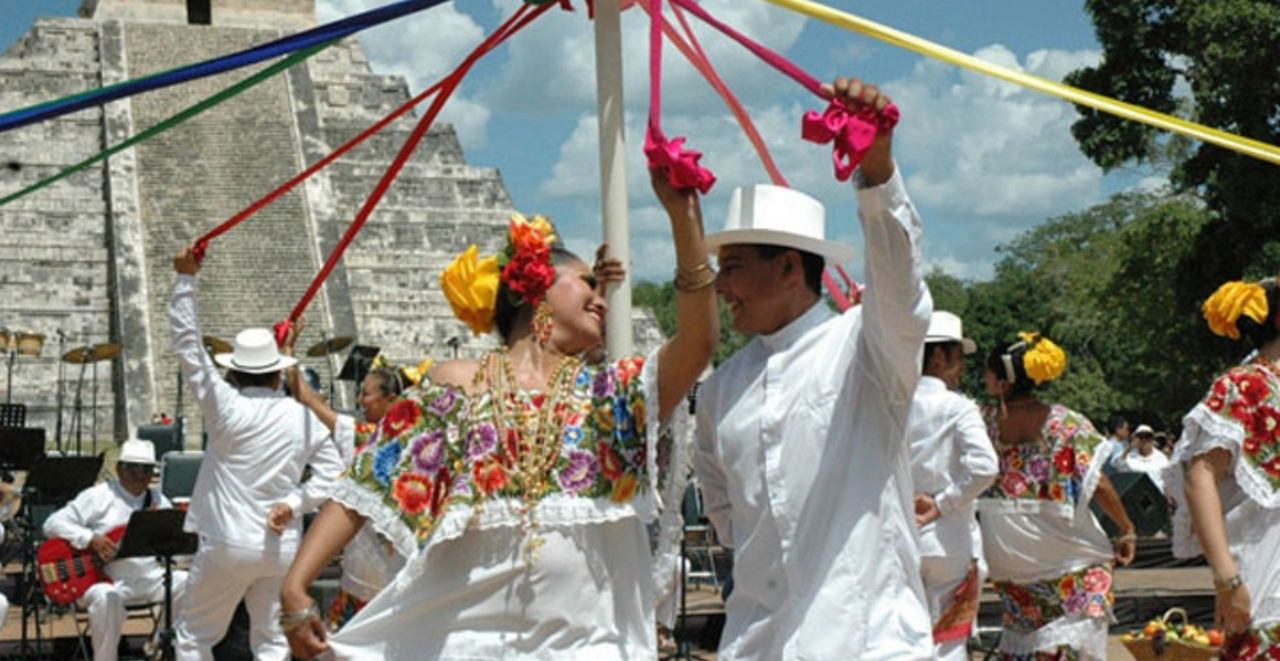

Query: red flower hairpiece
left=499, top=213, right=558, bottom=307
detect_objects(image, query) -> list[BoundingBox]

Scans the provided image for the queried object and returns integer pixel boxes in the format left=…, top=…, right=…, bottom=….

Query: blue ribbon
left=0, top=0, right=450, bottom=133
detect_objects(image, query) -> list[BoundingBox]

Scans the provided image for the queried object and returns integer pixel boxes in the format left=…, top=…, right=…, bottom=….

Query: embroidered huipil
left=1164, top=363, right=1280, bottom=653
left=694, top=168, right=933, bottom=661
left=325, top=353, right=690, bottom=660
left=331, top=417, right=404, bottom=607
left=977, top=405, right=1115, bottom=661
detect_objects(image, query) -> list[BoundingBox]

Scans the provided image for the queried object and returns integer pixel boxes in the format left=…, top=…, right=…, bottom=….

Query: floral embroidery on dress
left=345, top=355, right=650, bottom=549
left=999, top=648, right=1080, bottom=661
left=991, top=564, right=1114, bottom=632
left=1203, top=364, right=1280, bottom=491
left=983, top=405, right=1103, bottom=506
left=1223, top=621, right=1280, bottom=661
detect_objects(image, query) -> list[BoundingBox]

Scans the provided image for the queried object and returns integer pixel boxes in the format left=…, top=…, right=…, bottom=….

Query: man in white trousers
left=169, top=247, right=343, bottom=661
left=44, top=439, right=188, bottom=661
left=907, top=311, right=998, bottom=660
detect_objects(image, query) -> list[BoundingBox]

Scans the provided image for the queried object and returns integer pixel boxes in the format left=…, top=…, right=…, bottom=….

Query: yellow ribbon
left=763, top=0, right=1280, bottom=167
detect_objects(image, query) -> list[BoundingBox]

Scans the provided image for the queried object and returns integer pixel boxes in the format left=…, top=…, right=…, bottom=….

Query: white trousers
left=173, top=542, right=294, bottom=661
left=921, top=554, right=975, bottom=661
left=80, top=571, right=188, bottom=661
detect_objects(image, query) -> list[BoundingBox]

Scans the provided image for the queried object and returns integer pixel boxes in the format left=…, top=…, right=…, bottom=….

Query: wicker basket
left=1122, top=608, right=1220, bottom=661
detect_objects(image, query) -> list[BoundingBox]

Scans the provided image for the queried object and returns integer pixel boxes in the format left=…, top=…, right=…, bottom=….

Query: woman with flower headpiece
left=977, top=332, right=1136, bottom=661
left=1164, top=279, right=1280, bottom=660
left=278, top=171, right=716, bottom=660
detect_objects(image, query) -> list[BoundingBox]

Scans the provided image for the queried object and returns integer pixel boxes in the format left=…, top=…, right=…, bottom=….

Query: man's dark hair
left=922, top=341, right=961, bottom=375
left=750, top=244, right=824, bottom=296
left=1109, top=415, right=1130, bottom=435
left=227, top=369, right=280, bottom=390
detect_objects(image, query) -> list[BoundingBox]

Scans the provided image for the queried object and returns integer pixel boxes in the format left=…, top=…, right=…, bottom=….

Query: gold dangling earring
left=532, top=301, right=554, bottom=348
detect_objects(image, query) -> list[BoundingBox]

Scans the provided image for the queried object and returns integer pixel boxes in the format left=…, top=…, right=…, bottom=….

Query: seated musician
left=43, top=438, right=187, bottom=661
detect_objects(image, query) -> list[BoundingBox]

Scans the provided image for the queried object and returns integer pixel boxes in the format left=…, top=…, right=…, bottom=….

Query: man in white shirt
left=1122, top=424, right=1170, bottom=492
left=693, top=77, right=934, bottom=660
left=169, top=248, right=344, bottom=661
left=43, top=439, right=187, bottom=661
left=906, top=311, right=997, bottom=661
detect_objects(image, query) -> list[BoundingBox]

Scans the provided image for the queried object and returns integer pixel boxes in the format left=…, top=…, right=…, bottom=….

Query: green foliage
left=1067, top=0, right=1280, bottom=305
left=943, top=190, right=1229, bottom=432
left=632, top=280, right=748, bottom=366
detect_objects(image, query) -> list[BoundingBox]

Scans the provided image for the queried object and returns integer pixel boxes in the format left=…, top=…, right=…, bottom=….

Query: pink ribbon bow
left=645, top=126, right=716, bottom=194
left=801, top=100, right=900, bottom=182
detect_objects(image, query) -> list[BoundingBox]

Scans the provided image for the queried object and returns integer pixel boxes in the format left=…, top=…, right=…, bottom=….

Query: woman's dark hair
left=985, top=340, right=1037, bottom=399
left=367, top=367, right=406, bottom=398
left=751, top=244, right=823, bottom=296
left=493, top=246, right=584, bottom=342
left=1237, top=280, right=1280, bottom=348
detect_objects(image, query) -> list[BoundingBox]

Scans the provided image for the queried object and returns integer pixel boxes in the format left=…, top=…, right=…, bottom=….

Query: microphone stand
left=55, top=331, right=65, bottom=452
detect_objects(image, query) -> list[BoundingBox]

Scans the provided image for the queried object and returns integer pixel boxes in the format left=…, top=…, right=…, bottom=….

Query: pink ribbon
left=644, top=128, right=716, bottom=193
left=801, top=99, right=900, bottom=182
left=644, top=0, right=715, bottom=192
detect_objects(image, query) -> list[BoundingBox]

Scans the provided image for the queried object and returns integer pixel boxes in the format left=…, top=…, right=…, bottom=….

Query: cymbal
left=61, top=342, right=122, bottom=364
left=202, top=335, right=233, bottom=354
left=306, top=336, right=354, bottom=357
left=16, top=333, right=44, bottom=358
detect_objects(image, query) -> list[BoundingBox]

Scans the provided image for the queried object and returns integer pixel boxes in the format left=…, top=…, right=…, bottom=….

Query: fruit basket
left=1121, top=607, right=1223, bottom=660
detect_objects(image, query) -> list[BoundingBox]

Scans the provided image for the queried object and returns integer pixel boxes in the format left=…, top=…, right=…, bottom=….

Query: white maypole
left=592, top=0, right=634, bottom=359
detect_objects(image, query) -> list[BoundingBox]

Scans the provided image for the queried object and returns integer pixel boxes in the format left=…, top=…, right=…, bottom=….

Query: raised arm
left=169, top=247, right=238, bottom=421
left=825, top=78, right=930, bottom=410
left=651, top=169, right=718, bottom=423
left=280, top=321, right=340, bottom=433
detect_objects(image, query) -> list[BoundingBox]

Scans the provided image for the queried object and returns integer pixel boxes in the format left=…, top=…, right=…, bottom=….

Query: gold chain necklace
left=476, top=348, right=582, bottom=562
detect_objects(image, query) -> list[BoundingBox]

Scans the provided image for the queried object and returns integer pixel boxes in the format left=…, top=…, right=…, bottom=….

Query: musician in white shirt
left=169, top=248, right=344, bottom=661
left=43, top=439, right=187, bottom=661
left=693, top=77, right=934, bottom=660
left=906, top=311, right=997, bottom=661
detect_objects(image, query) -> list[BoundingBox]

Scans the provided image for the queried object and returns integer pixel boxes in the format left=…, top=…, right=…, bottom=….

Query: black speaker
left=1091, top=471, right=1169, bottom=538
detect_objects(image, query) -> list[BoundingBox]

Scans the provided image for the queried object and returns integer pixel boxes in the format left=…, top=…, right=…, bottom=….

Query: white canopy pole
left=592, top=0, right=634, bottom=360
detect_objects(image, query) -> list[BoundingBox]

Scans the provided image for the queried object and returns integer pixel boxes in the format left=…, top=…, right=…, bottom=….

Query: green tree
left=632, top=280, right=748, bottom=365
left=1067, top=0, right=1280, bottom=305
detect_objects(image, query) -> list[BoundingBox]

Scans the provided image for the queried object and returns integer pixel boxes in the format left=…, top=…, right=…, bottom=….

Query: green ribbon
left=0, top=41, right=333, bottom=207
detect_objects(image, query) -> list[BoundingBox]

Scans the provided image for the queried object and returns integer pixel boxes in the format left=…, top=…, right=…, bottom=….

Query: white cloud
left=482, top=0, right=807, bottom=115
left=316, top=0, right=491, bottom=145
left=891, top=44, right=1106, bottom=222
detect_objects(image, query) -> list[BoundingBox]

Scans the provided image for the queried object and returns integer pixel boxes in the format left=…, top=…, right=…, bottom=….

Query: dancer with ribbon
left=692, top=75, right=935, bottom=660
left=277, top=170, right=716, bottom=658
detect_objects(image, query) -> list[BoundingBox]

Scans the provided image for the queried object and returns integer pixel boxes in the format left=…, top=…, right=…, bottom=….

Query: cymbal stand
left=91, top=359, right=99, bottom=451
left=71, top=345, right=91, bottom=456
left=3, top=345, right=14, bottom=407
left=54, top=331, right=65, bottom=453
left=17, top=497, right=45, bottom=657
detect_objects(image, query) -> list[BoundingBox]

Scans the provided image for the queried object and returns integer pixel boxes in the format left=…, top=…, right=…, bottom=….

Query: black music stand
left=338, top=345, right=380, bottom=406
left=19, top=454, right=102, bottom=657
left=114, top=509, right=198, bottom=661
left=0, top=426, right=44, bottom=476
left=0, top=403, right=25, bottom=428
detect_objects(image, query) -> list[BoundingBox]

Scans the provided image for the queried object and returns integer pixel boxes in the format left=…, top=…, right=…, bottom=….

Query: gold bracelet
left=279, top=603, right=320, bottom=633
left=1214, top=574, right=1244, bottom=593
left=674, top=262, right=717, bottom=292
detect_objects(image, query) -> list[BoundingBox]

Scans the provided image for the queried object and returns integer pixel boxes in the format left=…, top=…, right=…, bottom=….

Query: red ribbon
left=801, top=99, right=899, bottom=182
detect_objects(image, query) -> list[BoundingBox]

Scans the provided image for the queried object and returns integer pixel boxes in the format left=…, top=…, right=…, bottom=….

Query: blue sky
left=2, top=1, right=1165, bottom=282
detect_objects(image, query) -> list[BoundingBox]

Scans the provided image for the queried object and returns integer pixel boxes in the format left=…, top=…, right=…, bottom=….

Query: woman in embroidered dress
left=278, top=171, right=717, bottom=660
left=1165, top=279, right=1280, bottom=659
left=278, top=338, right=412, bottom=629
left=977, top=332, right=1136, bottom=661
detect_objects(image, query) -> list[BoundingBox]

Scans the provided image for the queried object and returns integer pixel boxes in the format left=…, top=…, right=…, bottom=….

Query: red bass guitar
left=37, top=525, right=125, bottom=605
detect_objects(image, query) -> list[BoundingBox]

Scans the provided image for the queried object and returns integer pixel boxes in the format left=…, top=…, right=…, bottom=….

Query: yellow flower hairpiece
left=370, top=354, right=389, bottom=370
left=1203, top=280, right=1269, bottom=341
left=1018, top=331, right=1067, bottom=385
left=441, top=245, right=501, bottom=335
left=400, top=358, right=434, bottom=387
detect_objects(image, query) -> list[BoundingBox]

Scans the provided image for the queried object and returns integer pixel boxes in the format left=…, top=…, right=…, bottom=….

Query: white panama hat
left=925, top=311, right=977, bottom=355
left=705, top=184, right=856, bottom=265
left=118, top=438, right=157, bottom=465
left=214, top=328, right=297, bottom=374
